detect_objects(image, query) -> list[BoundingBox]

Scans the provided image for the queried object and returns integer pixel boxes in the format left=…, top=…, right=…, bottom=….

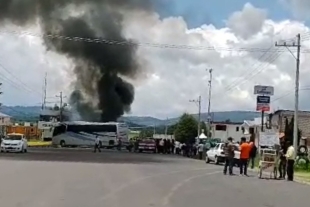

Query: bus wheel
left=60, top=140, right=66, bottom=148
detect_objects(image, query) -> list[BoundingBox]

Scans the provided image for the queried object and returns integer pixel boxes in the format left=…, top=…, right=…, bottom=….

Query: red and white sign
left=256, top=96, right=270, bottom=112
left=256, top=104, right=270, bottom=111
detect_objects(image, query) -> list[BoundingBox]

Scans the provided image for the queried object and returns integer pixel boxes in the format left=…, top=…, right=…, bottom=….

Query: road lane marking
left=99, top=166, right=220, bottom=202
left=161, top=170, right=222, bottom=206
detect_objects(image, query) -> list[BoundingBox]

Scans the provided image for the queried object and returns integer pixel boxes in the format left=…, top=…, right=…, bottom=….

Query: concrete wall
left=271, top=110, right=310, bottom=138
left=211, top=123, right=245, bottom=141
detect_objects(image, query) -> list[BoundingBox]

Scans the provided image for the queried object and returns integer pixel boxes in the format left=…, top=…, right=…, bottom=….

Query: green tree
left=139, top=128, right=153, bottom=138
left=174, top=113, right=198, bottom=143
left=167, top=124, right=177, bottom=135
left=284, top=117, right=302, bottom=145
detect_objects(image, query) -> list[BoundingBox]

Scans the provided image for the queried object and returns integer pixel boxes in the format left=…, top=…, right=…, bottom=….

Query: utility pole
left=0, top=83, right=2, bottom=136
left=42, top=72, right=47, bottom=110
left=190, top=95, right=201, bottom=138
left=275, top=33, right=301, bottom=156
left=153, top=124, right=156, bottom=135
left=207, top=68, right=213, bottom=138
left=56, top=92, right=66, bottom=122
left=165, top=118, right=168, bottom=139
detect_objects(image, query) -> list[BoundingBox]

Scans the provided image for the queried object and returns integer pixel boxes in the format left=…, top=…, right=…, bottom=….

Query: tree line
left=138, top=113, right=210, bottom=143
left=284, top=117, right=302, bottom=145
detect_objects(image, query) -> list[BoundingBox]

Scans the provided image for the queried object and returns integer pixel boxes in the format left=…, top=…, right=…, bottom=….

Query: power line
left=2, top=29, right=310, bottom=53
left=212, top=51, right=283, bottom=101
left=210, top=24, right=293, bottom=100
left=271, top=87, right=310, bottom=103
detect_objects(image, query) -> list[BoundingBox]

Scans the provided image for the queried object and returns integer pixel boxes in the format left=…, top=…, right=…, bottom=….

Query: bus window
left=53, top=125, right=66, bottom=136
left=99, top=125, right=117, bottom=133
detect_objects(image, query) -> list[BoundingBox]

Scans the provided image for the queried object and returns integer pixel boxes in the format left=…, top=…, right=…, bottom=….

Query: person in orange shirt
left=239, top=137, right=251, bottom=176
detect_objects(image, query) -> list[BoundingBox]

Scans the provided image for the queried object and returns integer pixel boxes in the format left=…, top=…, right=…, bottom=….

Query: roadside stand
left=257, top=131, right=280, bottom=179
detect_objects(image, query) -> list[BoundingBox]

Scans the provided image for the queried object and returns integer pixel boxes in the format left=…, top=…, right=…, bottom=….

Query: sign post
left=254, top=85, right=274, bottom=132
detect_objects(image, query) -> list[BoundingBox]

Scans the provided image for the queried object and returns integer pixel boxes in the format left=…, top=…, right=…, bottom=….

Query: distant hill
left=0, top=106, right=261, bottom=126
left=121, top=111, right=261, bottom=126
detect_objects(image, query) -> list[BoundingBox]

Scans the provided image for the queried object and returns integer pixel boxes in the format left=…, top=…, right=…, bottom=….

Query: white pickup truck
left=205, top=143, right=240, bottom=166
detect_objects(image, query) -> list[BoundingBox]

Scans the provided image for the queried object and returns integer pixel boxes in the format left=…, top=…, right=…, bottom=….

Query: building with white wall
left=0, top=112, right=11, bottom=126
left=0, top=112, right=11, bottom=135
left=210, top=122, right=245, bottom=142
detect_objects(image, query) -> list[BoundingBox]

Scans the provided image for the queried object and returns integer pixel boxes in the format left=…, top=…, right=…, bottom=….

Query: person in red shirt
left=239, top=137, right=251, bottom=176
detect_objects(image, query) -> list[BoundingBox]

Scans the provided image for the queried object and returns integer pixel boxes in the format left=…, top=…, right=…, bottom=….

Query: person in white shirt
left=159, top=139, right=164, bottom=154
left=198, top=141, right=204, bottom=160
left=285, top=141, right=295, bottom=181
left=175, top=141, right=180, bottom=154
left=94, top=136, right=101, bottom=153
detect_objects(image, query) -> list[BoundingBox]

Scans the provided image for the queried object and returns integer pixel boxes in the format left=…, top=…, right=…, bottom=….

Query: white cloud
left=1, top=3, right=310, bottom=118
left=281, top=0, right=310, bottom=19
left=226, top=3, right=267, bottom=40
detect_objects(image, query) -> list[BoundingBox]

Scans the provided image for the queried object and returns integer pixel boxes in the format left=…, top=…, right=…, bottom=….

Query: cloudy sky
left=0, top=0, right=310, bottom=119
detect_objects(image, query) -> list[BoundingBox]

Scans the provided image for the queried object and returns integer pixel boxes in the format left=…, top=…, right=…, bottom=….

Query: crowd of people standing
left=222, top=137, right=295, bottom=181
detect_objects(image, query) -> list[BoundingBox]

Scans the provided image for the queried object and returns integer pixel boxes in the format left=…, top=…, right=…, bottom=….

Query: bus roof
left=61, top=121, right=127, bottom=126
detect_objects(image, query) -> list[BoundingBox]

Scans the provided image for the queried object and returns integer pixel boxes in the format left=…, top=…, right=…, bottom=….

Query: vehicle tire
left=205, top=155, right=210, bottom=163
left=215, top=156, right=219, bottom=165
left=60, top=140, right=66, bottom=148
left=298, top=145, right=308, bottom=154
left=19, top=146, right=24, bottom=153
left=139, top=149, right=143, bottom=153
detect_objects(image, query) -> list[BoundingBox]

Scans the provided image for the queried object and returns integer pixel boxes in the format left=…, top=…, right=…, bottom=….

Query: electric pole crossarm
left=189, top=96, right=202, bottom=139
left=56, top=92, right=67, bottom=122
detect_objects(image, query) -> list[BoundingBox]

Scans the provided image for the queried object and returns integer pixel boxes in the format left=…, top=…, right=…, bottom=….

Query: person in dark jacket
left=249, top=142, right=257, bottom=169
left=223, top=137, right=235, bottom=175
left=278, top=141, right=288, bottom=179
left=171, top=139, right=175, bottom=154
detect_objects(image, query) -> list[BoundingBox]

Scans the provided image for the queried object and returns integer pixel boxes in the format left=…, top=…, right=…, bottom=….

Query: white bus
left=51, top=121, right=130, bottom=149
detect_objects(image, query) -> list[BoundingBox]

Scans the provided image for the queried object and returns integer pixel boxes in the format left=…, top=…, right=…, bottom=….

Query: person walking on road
left=223, top=137, right=235, bottom=175
left=94, top=136, right=101, bottom=153
left=249, top=141, right=257, bottom=169
left=285, top=141, right=295, bottom=181
left=239, top=137, right=251, bottom=176
left=198, top=141, right=204, bottom=160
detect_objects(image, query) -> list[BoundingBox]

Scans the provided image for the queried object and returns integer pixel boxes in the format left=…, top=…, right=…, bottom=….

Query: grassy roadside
left=27, top=140, right=52, bottom=147
left=295, top=171, right=310, bottom=183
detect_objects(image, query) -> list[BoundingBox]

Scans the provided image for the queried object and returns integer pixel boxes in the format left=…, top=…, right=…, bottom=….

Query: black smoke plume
left=0, top=0, right=151, bottom=121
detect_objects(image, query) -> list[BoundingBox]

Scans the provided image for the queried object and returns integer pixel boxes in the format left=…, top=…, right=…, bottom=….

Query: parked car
left=205, top=143, right=240, bottom=166
left=1, top=133, right=28, bottom=153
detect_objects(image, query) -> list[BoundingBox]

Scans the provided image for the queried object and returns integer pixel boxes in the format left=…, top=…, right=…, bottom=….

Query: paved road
left=0, top=148, right=309, bottom=207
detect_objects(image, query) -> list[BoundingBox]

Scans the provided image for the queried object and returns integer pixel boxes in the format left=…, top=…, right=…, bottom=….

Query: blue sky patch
left=154, top=0, right=296, bottom=28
